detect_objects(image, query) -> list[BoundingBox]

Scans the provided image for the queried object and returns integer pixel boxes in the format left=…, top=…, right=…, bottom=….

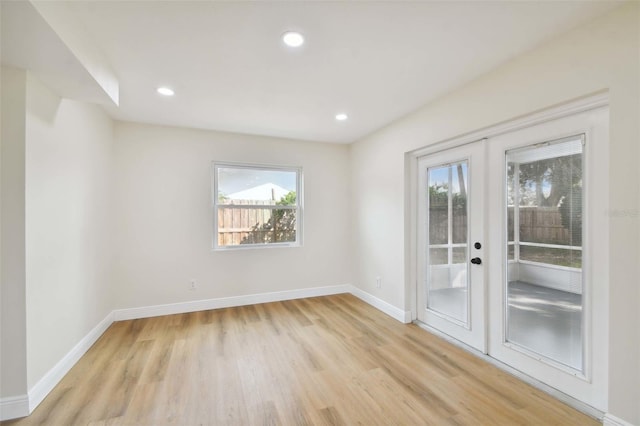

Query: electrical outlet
left=190, top=279, right=197, bottom=291
left=376, top=276, right=381, bottom=288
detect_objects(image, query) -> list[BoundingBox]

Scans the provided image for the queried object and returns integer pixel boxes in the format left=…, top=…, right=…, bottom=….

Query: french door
left=417, top=141, right=486, bottom=352
left=485, top=107, right=608, bottom=410
left=417, top=105, right=608, bottom=411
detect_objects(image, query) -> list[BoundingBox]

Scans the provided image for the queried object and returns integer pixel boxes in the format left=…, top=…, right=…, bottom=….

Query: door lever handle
left=470, top=257, right=482, bottom=265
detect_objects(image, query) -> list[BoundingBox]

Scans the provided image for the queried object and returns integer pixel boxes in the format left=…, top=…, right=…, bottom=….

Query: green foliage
left=276, top=191, right=296, bottom=206
left=241, top=191, right=297, bottom=244
left=516, top=154, right=581, bottom=208
left=428, top=184, right=466, bottom=208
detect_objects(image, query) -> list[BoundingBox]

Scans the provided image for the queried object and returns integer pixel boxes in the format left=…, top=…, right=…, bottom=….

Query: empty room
left=1, top=1, right=639, bottom=425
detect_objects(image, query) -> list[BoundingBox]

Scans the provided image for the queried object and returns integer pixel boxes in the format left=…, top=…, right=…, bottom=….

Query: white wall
left=350, top=3, right=639, bottom=424
left=1, top=67, right=28, bottom=400
left=112, top=122, right=351, bottom=309
left=3, top=3, right=637, bottom=423
left=24, top=74, right=114, bottom=389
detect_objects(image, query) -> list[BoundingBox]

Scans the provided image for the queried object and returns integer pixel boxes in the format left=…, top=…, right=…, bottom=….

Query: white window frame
left=212, top=162, right=303, bottom=250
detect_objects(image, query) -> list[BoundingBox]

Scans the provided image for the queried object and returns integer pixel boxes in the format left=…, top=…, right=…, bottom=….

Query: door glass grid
left=426, top=161, right=469, bottom=324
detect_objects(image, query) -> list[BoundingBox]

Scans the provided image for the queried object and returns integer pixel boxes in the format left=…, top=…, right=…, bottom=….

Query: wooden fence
left=220, top=203, right=572, bottom=247
left=429, top=206, right=573, bottom=245
left=218, top=200, right=276, bottom=246
left=509, top=206, right=574, bottom=245
left=429, top=206, right=467, bottom=244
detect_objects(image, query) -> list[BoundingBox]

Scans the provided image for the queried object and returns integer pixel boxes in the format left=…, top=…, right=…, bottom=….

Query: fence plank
left=427, top=207, right=571, bottom=247
left=218, top=203, right=282, bottom=246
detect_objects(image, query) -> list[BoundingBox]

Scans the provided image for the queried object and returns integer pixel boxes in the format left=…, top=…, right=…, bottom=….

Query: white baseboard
left=0, top=395, right=29, bottom=421
left=348, top=286, right=411, bottom=323
left=1, top=310, right=114, bottom=422
left=603, top=413, right=636, bottom=426
left=112, top=284, right=410, bottom=325
left=113, top=284, right=352, bottom=321
left=26, top=311, right=115, bottom=415
left=3, top=283, right=409, bottom=422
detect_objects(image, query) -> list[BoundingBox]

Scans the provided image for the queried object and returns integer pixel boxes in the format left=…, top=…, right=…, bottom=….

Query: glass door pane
left=505, top=136, right=584, bottom=371
left=427, top=161, right=469, bottom=324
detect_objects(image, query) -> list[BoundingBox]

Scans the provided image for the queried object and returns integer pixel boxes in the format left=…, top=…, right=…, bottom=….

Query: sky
left=218, top=166, right=297, bottom=195
left=428, top=162, right=467, bottom=193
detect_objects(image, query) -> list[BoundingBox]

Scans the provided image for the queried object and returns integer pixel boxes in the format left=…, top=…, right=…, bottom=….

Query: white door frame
left=407, top=92, right=608, bottom=319
left=406, top=91, right=610, bottom=412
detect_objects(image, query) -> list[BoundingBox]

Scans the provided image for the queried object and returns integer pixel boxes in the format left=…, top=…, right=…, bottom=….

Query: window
left=505, top=135, right=584, bottom=370
left=213, top=163, right=302, bottom=249
left=506, top=136, right=583, bottom=270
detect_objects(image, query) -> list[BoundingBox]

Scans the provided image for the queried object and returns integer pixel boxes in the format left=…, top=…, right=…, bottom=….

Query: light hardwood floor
left=2, top=294, right=599, bottom=425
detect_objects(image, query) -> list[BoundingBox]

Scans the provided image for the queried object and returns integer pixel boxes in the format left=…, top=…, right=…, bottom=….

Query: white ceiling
left=3, top=1, right=620, bottom=144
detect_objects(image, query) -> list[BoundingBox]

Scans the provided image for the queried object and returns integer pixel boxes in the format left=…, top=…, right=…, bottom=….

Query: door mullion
left=513, top=162, right=520, bottom=262
left=447, top=165, right=453, bottom=265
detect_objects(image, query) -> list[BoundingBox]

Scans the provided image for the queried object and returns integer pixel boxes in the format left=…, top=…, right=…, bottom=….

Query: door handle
left=471, top=257, right=482, bottom=265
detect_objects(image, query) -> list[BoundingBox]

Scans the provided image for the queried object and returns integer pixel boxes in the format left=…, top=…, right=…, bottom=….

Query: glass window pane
left=218, top=207, right=296, bottom=246
left=505, top=136, right=583, bottom=371
left=429, top=248, right=448, bottom=265
left=428, top=166, right=448, bottom=245
left=426, top=160, right=469, bottom=325
left=452, top=162, right=467, bottom=244
left=218, top=167, right=297, bottom=205
left=452, top=247, right=467, bottom=264
left=513, top=153, right=582, bottom=246
left=519, top=246, right=582, bottom=268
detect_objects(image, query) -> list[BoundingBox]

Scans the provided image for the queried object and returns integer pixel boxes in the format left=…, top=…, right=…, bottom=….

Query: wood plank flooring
left=2, top=294, right=599, bottom=425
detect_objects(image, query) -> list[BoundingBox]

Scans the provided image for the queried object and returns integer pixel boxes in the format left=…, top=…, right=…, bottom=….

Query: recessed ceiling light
left=335, top=113, right=348, bottom=121
left=282, top=31, right=304, bottom=47
left=157, top=87, right=175, bottom=96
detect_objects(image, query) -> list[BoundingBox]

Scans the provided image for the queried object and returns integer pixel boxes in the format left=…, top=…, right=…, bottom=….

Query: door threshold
left=413, top=320, right=604, bottom=422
